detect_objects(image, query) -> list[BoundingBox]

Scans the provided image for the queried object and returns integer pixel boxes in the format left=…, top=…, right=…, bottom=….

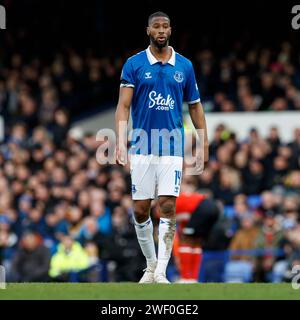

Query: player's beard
left=150, top=35, right=169, bottom=49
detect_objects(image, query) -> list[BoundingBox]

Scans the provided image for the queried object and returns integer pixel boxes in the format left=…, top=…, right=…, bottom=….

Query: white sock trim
left=134, top=216, right=151, bottom=227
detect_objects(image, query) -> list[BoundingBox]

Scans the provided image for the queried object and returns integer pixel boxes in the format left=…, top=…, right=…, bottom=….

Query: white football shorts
left=130, top=154, right=183, bottom=200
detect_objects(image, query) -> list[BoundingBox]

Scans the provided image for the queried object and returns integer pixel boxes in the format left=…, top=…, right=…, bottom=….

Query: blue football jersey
left=120, top=46, right=201, bottom=157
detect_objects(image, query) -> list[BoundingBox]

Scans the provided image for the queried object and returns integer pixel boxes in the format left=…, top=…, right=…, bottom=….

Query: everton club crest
left=174, top=71, right=184, bottom=83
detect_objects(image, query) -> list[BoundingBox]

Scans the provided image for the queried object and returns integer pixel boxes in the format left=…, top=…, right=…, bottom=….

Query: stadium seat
left=224, top=206, right=235, bottom=218
left=199, top=251, right=229, bottom=282
left=223, top=261, right=253, bottom=283
left=247, top=195, right=262, bottom=209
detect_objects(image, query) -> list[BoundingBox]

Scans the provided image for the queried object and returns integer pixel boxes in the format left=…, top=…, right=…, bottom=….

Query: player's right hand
left=115, top=143, right=127, bottom=166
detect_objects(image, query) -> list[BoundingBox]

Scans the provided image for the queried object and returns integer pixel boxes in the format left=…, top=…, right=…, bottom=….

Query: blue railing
left=68, top=261, right=109, bottom=282
left=199, top=248, right=285, bottom=282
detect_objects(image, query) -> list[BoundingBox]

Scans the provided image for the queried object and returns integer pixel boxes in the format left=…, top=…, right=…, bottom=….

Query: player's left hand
left=195, top=149, right=205, bottom=174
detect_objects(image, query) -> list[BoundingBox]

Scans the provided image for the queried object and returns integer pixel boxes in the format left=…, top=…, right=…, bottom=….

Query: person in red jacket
left=174, top=183, right=220, bottom=283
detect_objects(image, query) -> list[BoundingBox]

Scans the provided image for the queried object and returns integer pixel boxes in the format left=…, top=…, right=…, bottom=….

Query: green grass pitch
left=0, top=283, right=299, bottom=300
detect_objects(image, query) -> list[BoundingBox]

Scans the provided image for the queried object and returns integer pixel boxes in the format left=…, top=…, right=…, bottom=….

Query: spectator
left=243, top=160, right=265, bottom=195
left=105, top=206, right=144, bottom=282
left=272, top=216, right=300, bottom=283
left=254, top=211, right=284, bottom=282
left=77, top=216, right=111, bottom=260
left=256, top=191, right=280, bottom=217
left=0, top=216, right=18, bottom=269
left=229, top=214, right=259, bottom=261
left=10, top=231, right=51, bottom=282
left=49, top=234, right=90, bottom=281
left=50, top=109, right=70, bottom=147
left=214, top=167, right=242, bottom=205
left=224, top=214, right=259, bottom=282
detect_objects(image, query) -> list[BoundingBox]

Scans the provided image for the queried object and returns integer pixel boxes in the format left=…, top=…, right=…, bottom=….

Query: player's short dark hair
left=148, top=11, right=170, bottom=25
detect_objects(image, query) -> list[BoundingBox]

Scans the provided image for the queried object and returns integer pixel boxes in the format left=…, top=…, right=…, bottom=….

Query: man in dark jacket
left=106, top=206, right=144, bottom=282
left=10, top=231, right=51, bottom=282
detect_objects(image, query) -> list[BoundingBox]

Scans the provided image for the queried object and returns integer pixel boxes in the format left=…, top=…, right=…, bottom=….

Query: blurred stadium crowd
left=195, top=42, right=300, bottom=112
left=1, top=40, right=300, bottom=126
left=0, top=2, right=300, bottom=282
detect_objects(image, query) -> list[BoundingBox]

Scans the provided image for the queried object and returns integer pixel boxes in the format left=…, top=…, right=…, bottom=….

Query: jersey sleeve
left=184, top=62, right=201, bottom=104
left=120, top=59, right=135, bottom=88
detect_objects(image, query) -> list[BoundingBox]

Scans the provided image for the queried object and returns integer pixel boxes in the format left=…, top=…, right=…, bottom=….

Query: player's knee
left=134, top=212, right=149, bottom=223
left=133, top=203, right=150, bottom=223
left=159, top=199, right=176, bottom=218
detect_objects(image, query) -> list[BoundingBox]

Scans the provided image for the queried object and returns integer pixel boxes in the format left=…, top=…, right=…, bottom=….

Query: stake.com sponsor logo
left=148, top=91, right=175, bottom=111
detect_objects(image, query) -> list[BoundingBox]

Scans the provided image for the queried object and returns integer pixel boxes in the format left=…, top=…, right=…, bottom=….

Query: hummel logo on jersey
left=148, top=90, right=175, bottom=111
left=145, top=72, right=152, bottom=79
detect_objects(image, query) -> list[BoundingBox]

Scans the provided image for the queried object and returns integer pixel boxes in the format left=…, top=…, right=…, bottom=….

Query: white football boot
left=139, top=261, right=157, bottom=284
left=154, top=272, right=170, bottom=284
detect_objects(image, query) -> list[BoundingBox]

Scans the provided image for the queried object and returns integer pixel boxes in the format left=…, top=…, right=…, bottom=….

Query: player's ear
left=146, top=26, right=150, bottom=36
